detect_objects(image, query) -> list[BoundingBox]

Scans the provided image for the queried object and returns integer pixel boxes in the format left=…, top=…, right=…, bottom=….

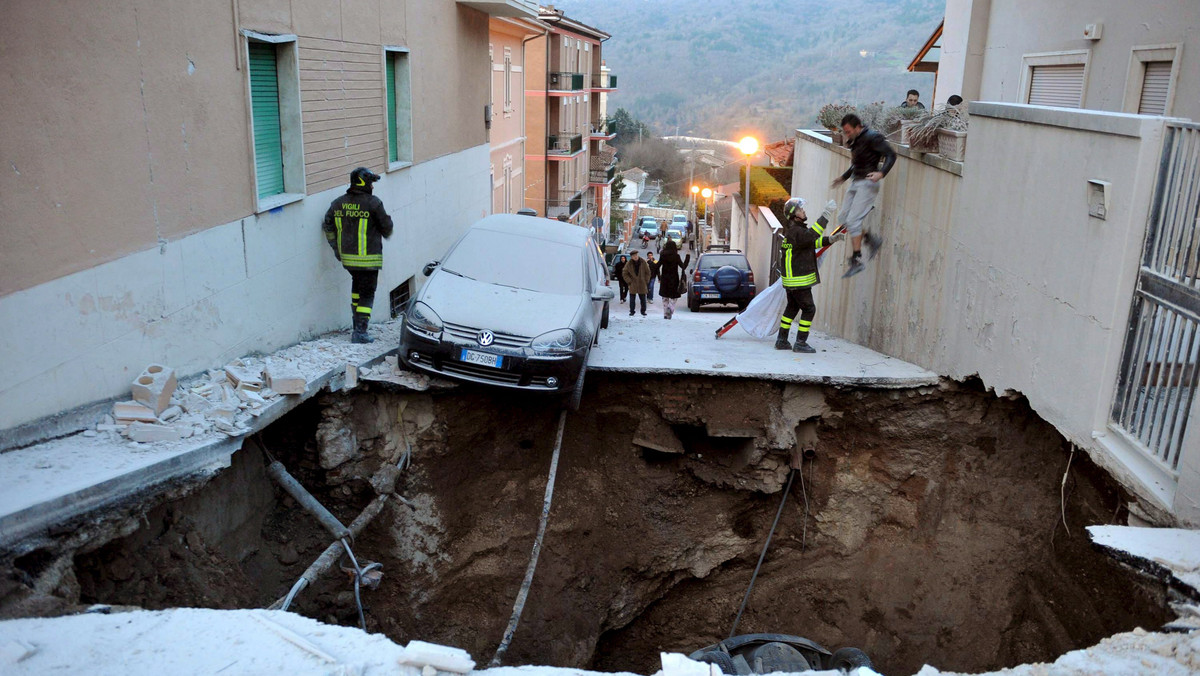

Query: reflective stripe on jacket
left=322, top=188, right=394, bottom=270
left=780, top=219, right=829, bottom=288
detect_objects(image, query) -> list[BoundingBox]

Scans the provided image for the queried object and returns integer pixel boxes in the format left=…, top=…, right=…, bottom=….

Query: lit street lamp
left=738, top=136, right=758, bottom=247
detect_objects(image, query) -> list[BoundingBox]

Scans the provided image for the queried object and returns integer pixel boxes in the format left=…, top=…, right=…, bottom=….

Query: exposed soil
left=2, top=374, right=1173, bottom=675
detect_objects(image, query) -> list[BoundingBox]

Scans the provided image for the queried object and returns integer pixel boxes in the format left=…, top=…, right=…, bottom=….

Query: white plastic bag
left=735, top=278, right=788, bottom=339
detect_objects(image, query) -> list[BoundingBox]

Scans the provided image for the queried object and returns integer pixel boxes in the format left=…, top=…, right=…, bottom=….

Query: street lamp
left=738, top=136, right=758, bottom=247
left=691, top=185, right=700, bottom=223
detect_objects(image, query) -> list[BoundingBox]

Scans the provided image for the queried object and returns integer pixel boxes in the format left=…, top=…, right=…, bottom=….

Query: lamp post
left=738, top=136, right=759, bottom=248
left=690, top=184, right=699, bottom=223
left=700, top=187, right=713, bottom=250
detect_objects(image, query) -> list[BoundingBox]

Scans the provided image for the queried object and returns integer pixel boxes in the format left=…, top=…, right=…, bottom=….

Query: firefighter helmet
left=783, top=197, right=807, bottom=221
left=350, top=167, right=381, bottom=190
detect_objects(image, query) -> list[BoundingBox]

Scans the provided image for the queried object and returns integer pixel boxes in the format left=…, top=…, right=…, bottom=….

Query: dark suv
left=687, top=249, right=756, bottom=311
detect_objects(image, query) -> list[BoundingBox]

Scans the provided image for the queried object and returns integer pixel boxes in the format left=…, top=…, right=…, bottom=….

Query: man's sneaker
left=842, top=257, right=866, bottom=278
left=774, top=338, right=791, bottom=350
left=865, top=232, right=884, bottom=260
left=793, top=340, right=816, bottom=353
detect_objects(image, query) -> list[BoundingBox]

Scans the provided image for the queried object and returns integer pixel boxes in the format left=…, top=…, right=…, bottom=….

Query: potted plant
left=883, top=106, right=927, bottom=143
left=907, top=105, right=968, bottom=157
left=857, top=101, right=887, bottom=132
left=816, top=102, right=855, bottom=145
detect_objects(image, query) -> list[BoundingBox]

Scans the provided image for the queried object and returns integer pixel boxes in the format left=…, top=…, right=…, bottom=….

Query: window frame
left=1019, top=49, right=1091, bottom=108
left=1122, top=43, right=1182, bottom=116
left=241, top=29, right=306, bottom=212
left=383, top=46, right=414, bottom=172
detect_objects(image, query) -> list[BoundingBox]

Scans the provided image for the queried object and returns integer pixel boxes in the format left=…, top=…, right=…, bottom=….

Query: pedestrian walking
left=322, top=167, right=394, bottom=343
left=622, top=250, right=651, bottom=317
left=656, top=239, right=690, bottom=319
left=776, top=197, right=844, bottom=353
left=613, top=254, right=629, bottom=303
left=646, top=252, right=660, bottom=302
left=831, top=113, right=896, bottom=278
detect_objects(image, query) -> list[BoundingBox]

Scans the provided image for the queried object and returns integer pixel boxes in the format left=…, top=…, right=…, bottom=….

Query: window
left=243, top=31, right=304, bottom=210
left=389, top=278, right=414, bottom=319
left=504, top=48, right=513, bottom=113
left=1021, top=50, right=1089, bottom=108
left=1124, top=45, right=1181, bottom=116
left=385, top=48, right=413, bottom=169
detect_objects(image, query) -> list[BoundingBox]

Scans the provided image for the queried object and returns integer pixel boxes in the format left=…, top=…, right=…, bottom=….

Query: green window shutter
left=249, top=42, right=285, bottom=199
left=386, top=53, right=399, bottom=163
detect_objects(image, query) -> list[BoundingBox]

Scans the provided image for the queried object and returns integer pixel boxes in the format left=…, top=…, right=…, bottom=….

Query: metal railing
left=546, top=191, right=583, bottom=219
left=590, top=118, right=614, bottom=136
left=591, top=73, right=617, bottom=89
left=548, top=72, right=585, bottom=91
left=547, top=133, right=583, bottom=156
left=1111, top=121, right=1200, bottom=472
left=589, top=166, right=615, bottom=184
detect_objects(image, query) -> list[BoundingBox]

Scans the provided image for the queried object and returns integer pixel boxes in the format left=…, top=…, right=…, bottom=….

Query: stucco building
left=0, top=0, right=537, bottom=436
left=487, top=13, right=544, bottom=215
left=522, top=8, right=617, bottom=225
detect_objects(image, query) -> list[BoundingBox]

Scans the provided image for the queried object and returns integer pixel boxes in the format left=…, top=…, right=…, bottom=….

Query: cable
left=799, top=458, right=811, bottom=555
left=729, top=468, right=795, bottom=639
left=490, top=409, right=570, bottom=667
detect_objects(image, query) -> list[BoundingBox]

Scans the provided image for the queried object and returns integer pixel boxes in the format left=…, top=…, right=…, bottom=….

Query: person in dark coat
left=622, top=250, right=651, bottom=317
left=646, top=252, right=660, bottom=302
left=613, top=254, right=629, bottom=303
left=656, top=239, right=690, bottom=319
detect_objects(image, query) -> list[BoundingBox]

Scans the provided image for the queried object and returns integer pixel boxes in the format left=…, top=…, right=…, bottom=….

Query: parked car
left=671, top=214, right=688, bottom=228
left=665, top=228, right=684, bottom=247
left=687, top=250, right=756, bottom=312
left=399, top=214, right=615, bottom=410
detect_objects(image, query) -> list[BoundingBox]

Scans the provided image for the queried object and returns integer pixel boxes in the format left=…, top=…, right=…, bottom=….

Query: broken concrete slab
left=399, top=640, right=475, bottom=674
left=264, top=366, right=306, bottom=395
left=224, top=362, right=263, bottom=392
left=130, top=365, right=177, bottom=416
left=345, top=364, right=358, bottom=390
left=112, top=401, right=157, bottom=423
left=125, top=423, right=182, bottom=444
left=632, top=417, right=685, bottom=455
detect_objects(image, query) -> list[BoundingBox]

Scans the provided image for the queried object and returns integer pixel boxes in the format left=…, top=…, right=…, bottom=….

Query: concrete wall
left=0, top=0, right=493, bottom=434
left=0, top=0, right=489, bottom=297
left=793, top=105, right=1198, bottom=524
left=961, top=0, right=1199, bottom=120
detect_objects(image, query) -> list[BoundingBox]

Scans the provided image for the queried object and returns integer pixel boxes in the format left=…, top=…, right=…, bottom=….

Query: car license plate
left=701, top=293, right=720, bottom=299
left=460, top=349, right=503, bottom=369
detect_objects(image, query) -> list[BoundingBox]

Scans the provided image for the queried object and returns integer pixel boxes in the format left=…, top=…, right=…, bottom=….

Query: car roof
left=472, top=213, right=590, bottom=247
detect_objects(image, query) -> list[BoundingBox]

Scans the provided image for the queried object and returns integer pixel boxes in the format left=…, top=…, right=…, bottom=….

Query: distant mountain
left=552, top=0, right=942, bottom=143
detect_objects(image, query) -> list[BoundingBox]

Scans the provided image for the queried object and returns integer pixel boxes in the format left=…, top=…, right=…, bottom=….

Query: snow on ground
left=588, top=300, right=937, bottom=388
left=1088, top=525, right=1200, bottom=593
left=0, top=322, right=407, bottom=547
left=0, top=607, right=1194, bottom=676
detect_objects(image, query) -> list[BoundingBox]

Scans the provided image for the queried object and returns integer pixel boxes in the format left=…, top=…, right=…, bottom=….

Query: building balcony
left=546, top=190, right=583, bottom=220
left=548, top=72, right=585, bottom=92
left=547, top=133, right=584, bottom=158
left=589, top=165, right=616, bottom=185
left=590, top=118, right=616, bottom=140
left=591, top=73, right=617, bottom=90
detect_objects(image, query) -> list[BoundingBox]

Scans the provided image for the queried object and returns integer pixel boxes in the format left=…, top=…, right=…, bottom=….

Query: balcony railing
left=548, top=72, right=585, bottom=91
left=589, top=166, right=616, bottom=184
left=548, top=133, right=583, bottom=156
left=591, top=73, right=617, bottom=89
left=546, top=190, right=583, bottom=219
left=590, top=118, right=615, bottom=137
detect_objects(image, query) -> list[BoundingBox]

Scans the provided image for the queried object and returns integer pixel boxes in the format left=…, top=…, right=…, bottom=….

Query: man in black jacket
left=831, top=113, right=896, bottom=278
left=776, top=197, right=844, bottom=352
left=322, top=167, right=394, bottom=343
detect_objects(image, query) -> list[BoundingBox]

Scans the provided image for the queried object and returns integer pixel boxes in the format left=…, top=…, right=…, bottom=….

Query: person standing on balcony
left=322, top=167, right=393, bottom=344
left=831, top=113, right=895, bottom=278
left=776, top=197, right=844, bottom=353
left=900, top=89, right=925, bottom=109
left=623, top=250, right=651, bottom=317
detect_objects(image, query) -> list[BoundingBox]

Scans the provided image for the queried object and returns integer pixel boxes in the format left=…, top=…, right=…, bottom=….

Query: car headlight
left=407, top=301, right=443, bottom=336
left=531, top=328, right=576, bottom=355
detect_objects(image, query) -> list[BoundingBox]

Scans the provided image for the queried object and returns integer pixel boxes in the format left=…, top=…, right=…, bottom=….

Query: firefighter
left=322, top=167, right=394, bottom=343
left=776, top=197, right=843, bottom=353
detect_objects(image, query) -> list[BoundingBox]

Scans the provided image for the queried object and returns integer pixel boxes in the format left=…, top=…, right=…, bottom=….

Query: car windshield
left=699, top=254, right=748, bottom=270
left=441, top=229, right=582, bottom=295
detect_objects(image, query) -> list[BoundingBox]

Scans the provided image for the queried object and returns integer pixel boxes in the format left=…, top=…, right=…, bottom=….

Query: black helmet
left=783, top=196, right=807, bottom=221
left=350, top=167, right=381, bottom=191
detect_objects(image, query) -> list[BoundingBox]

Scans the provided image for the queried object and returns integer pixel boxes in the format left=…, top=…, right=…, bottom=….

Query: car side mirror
left=423, top=261, right=439, bottom=277
left=591, top=286, right=616, bottom=302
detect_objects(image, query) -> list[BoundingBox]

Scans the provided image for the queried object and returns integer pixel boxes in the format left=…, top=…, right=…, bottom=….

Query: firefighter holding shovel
left=776, top=197, right=844, bottom=353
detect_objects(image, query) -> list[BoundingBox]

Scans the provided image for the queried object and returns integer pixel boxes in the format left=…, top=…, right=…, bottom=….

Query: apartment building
left=0, top=0, right=536, bottom=437
left=913, top=0, right=1198, bottom=119
left=522, top=7, right=617, bottom=225
left=487, top=13, right=545, bottom=214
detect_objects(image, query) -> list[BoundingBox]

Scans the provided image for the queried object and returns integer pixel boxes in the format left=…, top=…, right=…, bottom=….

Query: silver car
left=399, top=214, right=615, bottom=409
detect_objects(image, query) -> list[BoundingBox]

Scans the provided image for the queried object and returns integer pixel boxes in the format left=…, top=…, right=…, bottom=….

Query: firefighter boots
left=351, top=315, right=374, bottom=344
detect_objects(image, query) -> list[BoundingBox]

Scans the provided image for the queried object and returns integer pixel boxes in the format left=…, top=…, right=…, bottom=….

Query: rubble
left=129, top=365, right=177, bottom=415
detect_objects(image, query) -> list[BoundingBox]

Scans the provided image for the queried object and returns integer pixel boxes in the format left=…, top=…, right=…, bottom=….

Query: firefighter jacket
left=322, top=187, right=394, bottom=270
left=780, top=218, right=831, bottom=288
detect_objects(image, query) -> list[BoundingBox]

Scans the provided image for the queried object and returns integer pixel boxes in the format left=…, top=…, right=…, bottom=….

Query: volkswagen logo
left=477, top=329, right=495, bottom=347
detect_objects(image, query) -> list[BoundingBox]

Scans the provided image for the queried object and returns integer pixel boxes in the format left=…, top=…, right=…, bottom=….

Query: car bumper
left=398, top=323, right=584, bottom=392
left=690, top=284, right=757, bottom=302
